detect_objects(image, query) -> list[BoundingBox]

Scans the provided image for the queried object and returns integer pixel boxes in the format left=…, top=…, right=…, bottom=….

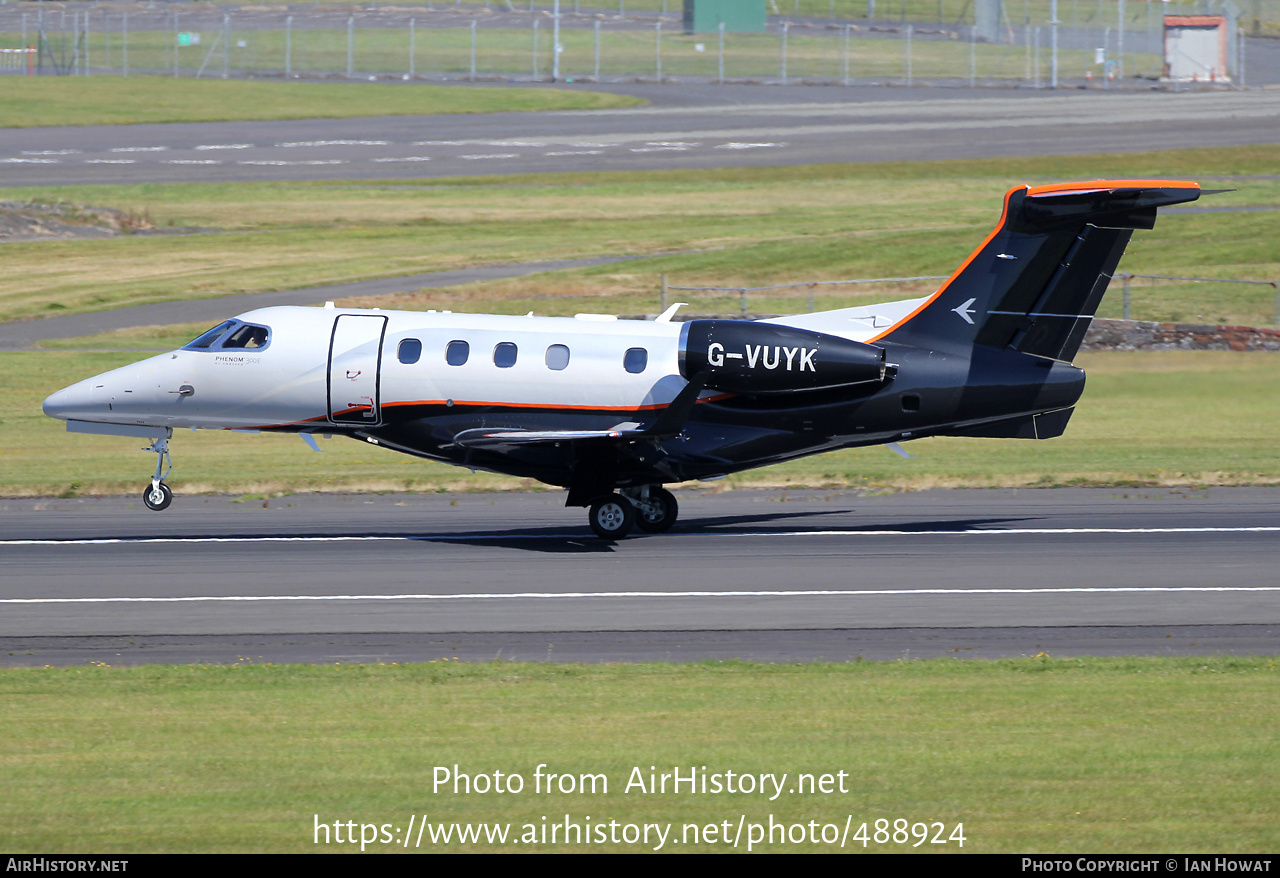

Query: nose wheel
left=141, top=437, right=174, bottom=512
left=143, top=481, right=173, bottom=511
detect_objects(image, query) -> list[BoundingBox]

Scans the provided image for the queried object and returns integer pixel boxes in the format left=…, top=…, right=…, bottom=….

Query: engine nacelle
left=678, top=320, right=890, bottom=394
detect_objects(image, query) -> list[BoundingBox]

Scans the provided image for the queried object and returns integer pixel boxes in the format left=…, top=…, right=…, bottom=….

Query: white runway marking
left=0, top=158, right=58, bottom=163
left=715, top=142, right=788, bottom=149
left=237, top=159, right=347, bottom=166
left=110, top=146, right=167, bottom=152
left=195, top=143, right=253, bottom=150
left=460, top=154, right=519, bottom=160
left=84, top=159, right=136, bottom=164
left=7, top=525, right=1279, bottom=548
left=371, top=156, right=432, bottom=162
left=545, top=150, right=604, bottom=156
left=165, top=160, right=222, bottom=165
left=277, top=140, right=389, bottom=147
left=22, top=150, right=80, bottom=155
left=3, top=586, right=1279, bottom=605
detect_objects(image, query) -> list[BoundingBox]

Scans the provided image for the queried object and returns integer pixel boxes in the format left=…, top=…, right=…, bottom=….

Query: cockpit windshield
left=183, top=320, right=271, bottom=352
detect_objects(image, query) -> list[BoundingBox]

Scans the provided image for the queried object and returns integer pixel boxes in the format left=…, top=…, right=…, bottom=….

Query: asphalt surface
left=7, top=77, right=1280, bottom=665
left=3, top=487, right=1278, bottom=665
left=6, top=88, right=1280, bottom=187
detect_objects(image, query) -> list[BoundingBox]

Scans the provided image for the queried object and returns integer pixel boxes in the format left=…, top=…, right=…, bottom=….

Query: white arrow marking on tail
left=952, top=298, right=977, bottom=324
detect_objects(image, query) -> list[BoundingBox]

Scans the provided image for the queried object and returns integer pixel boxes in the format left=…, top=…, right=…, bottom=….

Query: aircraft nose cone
left=43, top=381, right=95, bottom=421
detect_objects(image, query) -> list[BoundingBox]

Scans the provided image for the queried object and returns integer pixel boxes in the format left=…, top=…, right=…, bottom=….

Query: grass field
left=3, top=146, right=1279, bottom=327
left=8, top=349, right=1280, bottom=497
left=2, top=657, right=1277, bottom=853
left=0, top=75, right=641, bottom=128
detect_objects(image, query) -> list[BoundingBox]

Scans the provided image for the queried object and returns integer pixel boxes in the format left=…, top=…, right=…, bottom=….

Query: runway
left=2, top=487, right=1277, bottom=664
left=6, top=88, right=1280, bottom=187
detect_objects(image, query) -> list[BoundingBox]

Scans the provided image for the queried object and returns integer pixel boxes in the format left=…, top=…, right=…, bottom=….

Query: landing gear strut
left=628, top=486, right=679, bottom=533
left=141, top=437, right=173, bottom=511
left=586, top=487, right=679, bottom=539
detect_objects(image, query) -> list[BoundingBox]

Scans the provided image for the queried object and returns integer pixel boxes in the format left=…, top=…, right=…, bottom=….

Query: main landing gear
left=141, top=437, right=173, bottom=511
left=587, top=486, right=678, bottom=540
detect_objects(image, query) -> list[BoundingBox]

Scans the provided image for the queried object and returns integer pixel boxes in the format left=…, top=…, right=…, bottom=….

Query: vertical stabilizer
left=875, top=180, right=1201, bottom=361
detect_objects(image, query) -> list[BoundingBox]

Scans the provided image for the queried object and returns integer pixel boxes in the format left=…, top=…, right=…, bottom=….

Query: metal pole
left=780, top=21, right=787, bottom=84
left=1123, top=275, right=1131, bottom=320
left=1050, top=0, right=1058, bottom=89
left=970, top=25, right=976, bottom=87
left=661, top=274, right=668, bottom=311
left=347, top=15, right=354, bottom=79
left=409, top=17, right=414, bottom=78
left=552, top=0, right=560, bottom=82
left=655, top=20, right=661, bottom=80
left=594, top=20, right=600, bottom=79
left=718, top=20, right=724, bottom=84
left=223, top=11, right=230, bottom=79
left=533, top=18, right=538, bottom=78
left=83, top=10, right=89, bottom=77
left=905, top=23, right=912, bottom=86
left=470, top=20, right=476, bottom=81
left=1239, top=27, right=1246, bottom=86
left=740, top=288, right=748, bottom=317
left=1117, top=0, right=1124, bottom=79
left=842, top=23, right=850, bottom=85
left=122, top=10, right=127, bottom=78
left=285, top=15, right=291, bottom=76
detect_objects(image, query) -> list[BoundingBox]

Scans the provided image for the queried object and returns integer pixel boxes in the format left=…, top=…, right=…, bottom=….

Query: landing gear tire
left=142, top=482, right=173, bottom=512
left=633, top=487, right=678, bottom=533
left=589, top=493, right=635, bottom=540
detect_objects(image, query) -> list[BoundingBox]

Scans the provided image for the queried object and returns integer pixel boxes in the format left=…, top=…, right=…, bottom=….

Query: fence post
left=470, top=20, right=476, bottom=81
left=285, top=14, right=291, bottom=76
left=594, top=20, right=600, bottom=79
left=1123, top=275, right=1131, bottom=320
left=842, top=23, right=850, bottom=85
left=122, top=10, right=127, bottom=77
left=905, top=23, right=912, bottom=86
left=740, top=288, right=748, bottom=317
left=970, top=25, right=976, bottom=88
left=347, top=15, right=354, bottom=78
left=223, top=10, right=230, bottom=79
left=533, top=18, right=539, bottom=78
left=173, top=11, right=179, bottom=78
left=409, top=17, right=414, bottom=78
left=718, top=21, right=724, bottom=84
left=1050, top=0, right=1058, bottom=89
left=82, top=10, right=88, bottom=76
left=655, top=20, right=661, bottom=80
left=779, top=21, right=788, bottom=84
left=1117, top=0, right=1124, bottom=79
left=661, top=274, right=668, bottom=311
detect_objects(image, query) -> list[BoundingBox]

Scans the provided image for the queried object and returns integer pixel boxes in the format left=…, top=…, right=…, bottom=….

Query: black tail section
left=877, top=180, right=1201, bottom=361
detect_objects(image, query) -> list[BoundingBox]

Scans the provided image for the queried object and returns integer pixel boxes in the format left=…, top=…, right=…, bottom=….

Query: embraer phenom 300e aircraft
left=44, top=180, right=1201, bottom=538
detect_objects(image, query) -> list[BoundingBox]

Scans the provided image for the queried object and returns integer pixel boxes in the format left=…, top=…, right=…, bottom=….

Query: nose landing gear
left=141, top=437, right=173, bottom=511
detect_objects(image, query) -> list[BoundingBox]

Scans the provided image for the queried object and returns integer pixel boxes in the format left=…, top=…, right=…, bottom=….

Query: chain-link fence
left=659, top=272, right=1280, bottom=326
left=0, top=1, right=1255, bottom=86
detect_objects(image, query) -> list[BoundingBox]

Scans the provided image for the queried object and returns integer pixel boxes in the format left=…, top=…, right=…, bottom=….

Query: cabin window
left=221, top=324, right=270, bottom=350
left=184, top=321, right=236, bottom=350
left=398, top=338, right=422, bottom=365
left=446, top=340, right=470, bottom=366
left=545, top=344, right=570, bottom=371
left=494, top=342, right=518, bottom=369
left=624, top=347, right=648, bottom=374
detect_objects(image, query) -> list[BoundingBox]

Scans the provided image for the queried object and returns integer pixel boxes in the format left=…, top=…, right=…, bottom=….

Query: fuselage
left=43, top=301, right=1085, bottom=489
